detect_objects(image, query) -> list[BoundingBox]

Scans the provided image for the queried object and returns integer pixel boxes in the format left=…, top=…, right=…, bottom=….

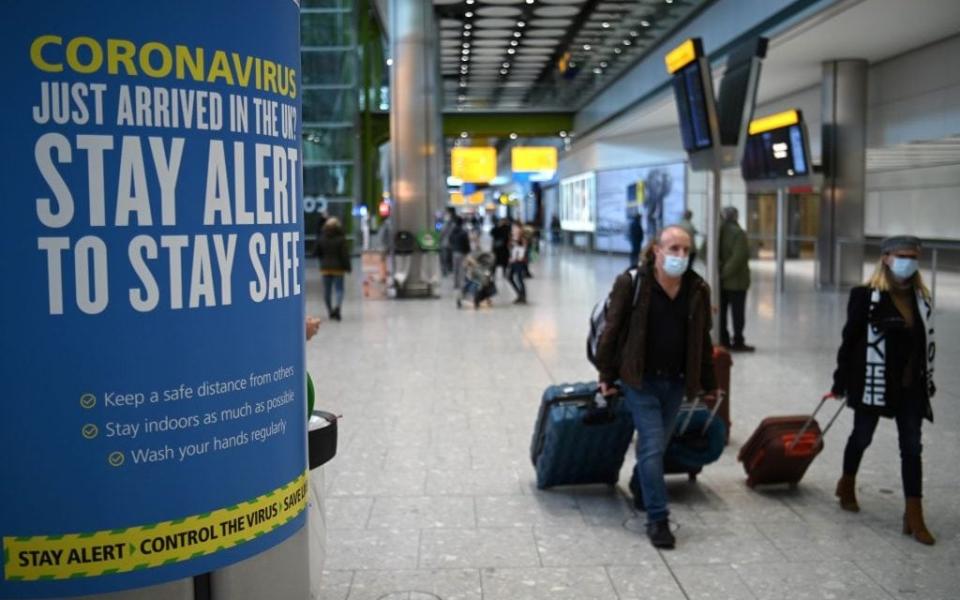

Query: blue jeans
left=623, top=376, right=685, bottom=524
left=508, top=262, right=526, bottom=300
left=322, top=274, right=344, bottom=314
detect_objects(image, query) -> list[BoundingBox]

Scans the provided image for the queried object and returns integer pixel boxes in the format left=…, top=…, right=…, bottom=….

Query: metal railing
left=746, top=233, right=819, bottom=250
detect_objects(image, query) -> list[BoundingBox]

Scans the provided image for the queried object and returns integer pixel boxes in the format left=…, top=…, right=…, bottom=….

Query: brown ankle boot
left=835, top=475, right=860, bottom=512
left=903, top=497, right=935, bottom=545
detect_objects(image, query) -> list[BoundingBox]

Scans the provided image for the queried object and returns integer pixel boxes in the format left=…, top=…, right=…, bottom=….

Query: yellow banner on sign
left=748, top=109, right=801, bottom=135
left=450, top=191, right=484, bottom=205
left=511, top=146, right=558, bottom=173
left=665, top=38, right=700, bottom=74
left=451, top=147, right=497, bottom=183
left=3, top=473, right=308, bottom=581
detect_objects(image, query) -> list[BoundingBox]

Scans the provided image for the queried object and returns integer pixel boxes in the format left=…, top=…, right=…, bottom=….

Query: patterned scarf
left=864, top=288, right=936, bottom=407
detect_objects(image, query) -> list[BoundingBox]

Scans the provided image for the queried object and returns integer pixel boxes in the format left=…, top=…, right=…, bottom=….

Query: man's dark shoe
left=646, top=520, right=676, bottom=549
left=729, top=343, right=755, bottom=353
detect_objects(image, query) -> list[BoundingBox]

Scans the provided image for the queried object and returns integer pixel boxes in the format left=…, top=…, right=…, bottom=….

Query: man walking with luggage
left=595, top=225, right=717, bottom=549
left=718, top=206, right=755, bottom=351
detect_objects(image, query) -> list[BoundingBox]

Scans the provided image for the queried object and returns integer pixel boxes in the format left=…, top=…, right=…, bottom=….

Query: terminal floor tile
left=307, top=246, right=960, bottom=600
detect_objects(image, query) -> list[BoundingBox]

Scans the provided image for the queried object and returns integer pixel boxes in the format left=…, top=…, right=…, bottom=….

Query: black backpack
left=586, top=267, right=642, bottom=368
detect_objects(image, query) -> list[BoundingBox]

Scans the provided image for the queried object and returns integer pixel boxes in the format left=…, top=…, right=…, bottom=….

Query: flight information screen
left=741, top=123, right=810, bottom=180
left=671, top=61, right=713, bottom=152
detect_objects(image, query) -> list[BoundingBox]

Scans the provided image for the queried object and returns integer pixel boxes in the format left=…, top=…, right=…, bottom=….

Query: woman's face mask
left=888, top=256, right=919, bottom=281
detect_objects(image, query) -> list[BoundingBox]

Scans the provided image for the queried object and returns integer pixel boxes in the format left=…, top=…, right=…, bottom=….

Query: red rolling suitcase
left=737, top=396, right=845, bottom=488
left=708, top=347, right=732, bottom=444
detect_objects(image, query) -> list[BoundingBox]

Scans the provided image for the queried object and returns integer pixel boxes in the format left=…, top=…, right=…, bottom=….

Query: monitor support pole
left=776, top=187, right=787, bottom=294
left=707, top=168, right=722, bottom=344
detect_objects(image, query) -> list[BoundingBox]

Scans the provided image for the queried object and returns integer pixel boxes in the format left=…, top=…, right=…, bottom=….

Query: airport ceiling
left=433, top=0, right=709, bottom=112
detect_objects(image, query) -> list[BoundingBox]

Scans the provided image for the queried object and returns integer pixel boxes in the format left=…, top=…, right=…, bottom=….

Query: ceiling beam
left=442, top=112, right=574, bottom=137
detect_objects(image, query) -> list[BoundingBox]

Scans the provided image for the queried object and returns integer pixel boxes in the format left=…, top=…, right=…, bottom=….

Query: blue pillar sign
left=0, top=2, right=307, bottom=597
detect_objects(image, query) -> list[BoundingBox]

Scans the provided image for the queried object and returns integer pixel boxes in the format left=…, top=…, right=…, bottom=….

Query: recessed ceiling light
left=502, top=62, right=511, bottom=68
left=460, top=131, right=468, bottom=138
left=461, top=56, right=469, bottom=62
left=459, top=81, right=467, bottom=87
left=509, top=133, right=518, bottom=140
left=500, top=69, right=508, bottom=75
left=559, top=130, right=567, bottom=137
left=641, top=20, right=651, bottom=27
left=569, top=61, right=576, bottom=68
left=386, top=58, right=393, bottom=66
left=510, top=40, right=519, bottom=46
left=459, top=95, right=466, bottom=101
left=462, top=42, right=470, bottom=48
left=602, top=22, right=610, bottom=28
left=583, top=44, right=591, bottom=50
left=600, top=61, right=608, bottom=68
left=507, top=48, right=516, bottom=54
left=513, top=32, right=522, bottom=38
left=623, top=39, right=631, bottom=45
left=465, top=11, right=473, bottom=17
left=466, top=0, right=474, bottom=4
left=630, top=30, right=638, bottom=37
left=464, top=31, right=471, bottom=36
left=462, top=49, right=470, bottom=54
left=464, top=24, right=472, bottom=30
left=517, top=21, right=526, bottom=27
left=614, top=48, right=622, bottom=54
left=593, top=67, right=602, bottom=74
left=665, top=0, right=673, bottom=4
left=525, top=0, right=534, bottom=4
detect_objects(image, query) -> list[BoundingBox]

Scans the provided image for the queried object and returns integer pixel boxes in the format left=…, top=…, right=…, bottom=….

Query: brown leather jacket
left=595, top=264, right=717, bottom=398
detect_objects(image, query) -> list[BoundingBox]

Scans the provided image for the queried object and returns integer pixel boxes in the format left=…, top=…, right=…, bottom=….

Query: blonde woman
left=827, top=236, right=936, bottom=544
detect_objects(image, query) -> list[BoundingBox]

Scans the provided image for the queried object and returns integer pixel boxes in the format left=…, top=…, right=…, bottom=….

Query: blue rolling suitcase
left=663, top=401, right=728, bottom=480
left=530, top=382, right=635, bottom=489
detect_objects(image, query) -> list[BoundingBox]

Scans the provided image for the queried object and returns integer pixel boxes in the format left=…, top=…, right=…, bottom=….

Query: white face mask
left=889, top=257, right=918, bottom=281
left=662, top=254, right=689, bottom=277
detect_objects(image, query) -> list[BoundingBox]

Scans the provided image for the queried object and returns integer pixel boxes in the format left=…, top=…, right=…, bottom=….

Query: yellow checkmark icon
left=82, top=424, right=99, bottom=439
left=108, top=451, right=125, bottom=467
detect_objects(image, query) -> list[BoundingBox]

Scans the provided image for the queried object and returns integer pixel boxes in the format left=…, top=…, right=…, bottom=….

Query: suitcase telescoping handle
left=786, top=395, right=846, bottom=452
left=676, top=391, right=725, bottom=436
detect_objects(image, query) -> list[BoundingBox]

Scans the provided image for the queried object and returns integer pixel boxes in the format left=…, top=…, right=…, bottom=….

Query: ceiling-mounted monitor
left=666, top=38, right=715, bottom=154
left=742, top=109, right=812, bottom=181
left=665, top=38, right=724, bottom=172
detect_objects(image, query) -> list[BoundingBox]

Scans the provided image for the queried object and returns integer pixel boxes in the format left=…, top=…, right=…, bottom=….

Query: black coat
left=491, top=224, right=510, bottom=266
left=316, top=230, right=351, bottom=274
left=450, top=227, right=470, bottom=254
left=831, top=286, right=932, bottom=421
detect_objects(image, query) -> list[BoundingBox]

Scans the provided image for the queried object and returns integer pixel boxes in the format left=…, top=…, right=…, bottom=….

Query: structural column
left=389, top=0, right=444, bottom=235
left=818, top=59, right=868, bottom=286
